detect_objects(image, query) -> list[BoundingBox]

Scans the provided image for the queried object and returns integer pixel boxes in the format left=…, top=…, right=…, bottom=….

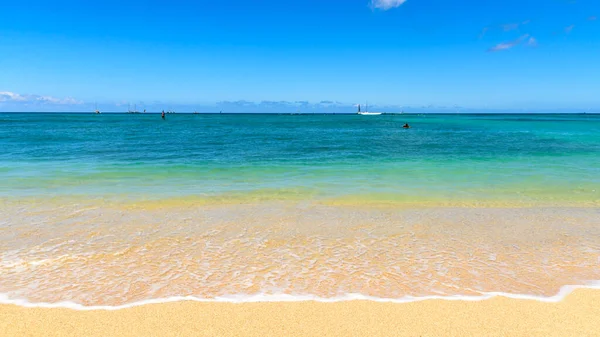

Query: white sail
left=358, top=102, right=382, bottom=115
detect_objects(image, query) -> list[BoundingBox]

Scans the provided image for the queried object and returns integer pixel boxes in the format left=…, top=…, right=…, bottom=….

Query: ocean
left=1, top=113, right=599, bottom=307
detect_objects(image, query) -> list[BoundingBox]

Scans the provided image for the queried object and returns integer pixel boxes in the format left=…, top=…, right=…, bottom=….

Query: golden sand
left=4, top=202, right=600, bottom=305
left=2, top=289, right=600, bottom=337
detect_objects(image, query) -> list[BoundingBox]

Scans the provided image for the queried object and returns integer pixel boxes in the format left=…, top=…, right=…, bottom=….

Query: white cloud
left=488, top=42, right=514, bottom=52
left=0, top=91, right=27, bottom=102
left=565, top=25, right=575, bottom=33
left=527, top=37, right=538, bottom=47
left=478, top=27, right=489, bottom=39
left=371, top=0, right=407, bottom=10
left=502, top=23, right=519, bottom=31
left=0, top=91, right=83, bottom=105
left=487, top=34, right=529, bottom=52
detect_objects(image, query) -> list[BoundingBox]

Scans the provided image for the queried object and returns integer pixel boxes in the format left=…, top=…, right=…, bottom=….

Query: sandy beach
left=2, top=115, right=600, bottom=336
left=2, top=289, right=600, bottom=337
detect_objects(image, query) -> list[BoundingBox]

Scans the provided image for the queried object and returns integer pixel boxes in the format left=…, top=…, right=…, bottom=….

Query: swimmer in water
left=403, top=123, right=410, bottom=129
left=161, top=110, right=165, bottom=119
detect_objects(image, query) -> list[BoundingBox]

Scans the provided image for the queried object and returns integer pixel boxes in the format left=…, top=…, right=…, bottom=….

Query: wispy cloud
left=214, top=101, right=485, bottom=113
left=478, top=27, right=489, bottom=39
left=589, top=16, right=597, bottom=21
left=370, top=0, right=407, bottom=10
left=500, top=20, right=530, bottom=32
left=565, top=24, right=575, bottom=33
left=487, top=42, right=516, bottom=52
left=0, top=92, right=27, bottom=102
left=0, top=91, right=82, bottom=105
left=487, top=34, right=529, bottom=52
left=216, top=100, right=404, bottom=113
left=527, top=37, right=538, bottom=47
left=502, top=23, right=520, bottom=31
left=480, top=20, right=530, bottom=39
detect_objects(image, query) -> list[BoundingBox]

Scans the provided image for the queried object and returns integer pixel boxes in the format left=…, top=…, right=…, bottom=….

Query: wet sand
left=2, top=289, right=600, bottom=337
left=3, top=202, right=600, bottom=305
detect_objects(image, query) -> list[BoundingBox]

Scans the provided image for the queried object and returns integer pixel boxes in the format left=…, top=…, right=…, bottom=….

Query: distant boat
left=357, top=103, right=382, bottom=116
left=94, top=102, right=101, bottom=114
left=127, top=104, right=140, bottom=114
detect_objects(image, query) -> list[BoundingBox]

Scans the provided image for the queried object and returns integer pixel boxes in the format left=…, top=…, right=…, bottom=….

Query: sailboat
left=127, top=104, right=140, bottom=114
left=94, top=102, right=101, bottom=114
left=357, top=103, right=382, bottom=115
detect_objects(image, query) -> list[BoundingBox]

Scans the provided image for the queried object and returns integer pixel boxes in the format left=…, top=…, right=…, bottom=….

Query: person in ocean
left=403, top=123, right=410, bottom=129
left=161, top=110, right=165, bottom=120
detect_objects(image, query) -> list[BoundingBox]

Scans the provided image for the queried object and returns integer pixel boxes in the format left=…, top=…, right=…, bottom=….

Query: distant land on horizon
left=2, top=110, right=598, bottom=115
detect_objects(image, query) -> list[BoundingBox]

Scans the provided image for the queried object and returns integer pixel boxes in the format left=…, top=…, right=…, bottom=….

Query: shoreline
left=2, top=282, right=600, bottom=310
left=3, top=204, right=600, bottom=307
left=2, top=289, right=600, bottom=336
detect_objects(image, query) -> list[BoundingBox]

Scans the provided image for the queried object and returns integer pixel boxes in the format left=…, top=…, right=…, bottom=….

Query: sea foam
left=1, top=281, right=600, bottom=311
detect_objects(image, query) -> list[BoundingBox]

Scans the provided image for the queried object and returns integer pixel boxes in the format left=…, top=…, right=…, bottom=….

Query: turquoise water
left=2, top=113, right=600, bottom=306
left=1, top=113, right=600, bottom=204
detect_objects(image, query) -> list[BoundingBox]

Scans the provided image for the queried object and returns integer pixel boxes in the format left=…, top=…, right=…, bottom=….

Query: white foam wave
left=1, top=281, right=600, bottom=311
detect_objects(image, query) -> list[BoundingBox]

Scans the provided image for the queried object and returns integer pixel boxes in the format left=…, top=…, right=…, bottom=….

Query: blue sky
left=1, top=0, right=599, bottom=112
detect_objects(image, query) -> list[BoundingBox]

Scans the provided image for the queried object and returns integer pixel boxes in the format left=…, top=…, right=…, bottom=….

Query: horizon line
left=1, top=111, right=598, bottom=115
